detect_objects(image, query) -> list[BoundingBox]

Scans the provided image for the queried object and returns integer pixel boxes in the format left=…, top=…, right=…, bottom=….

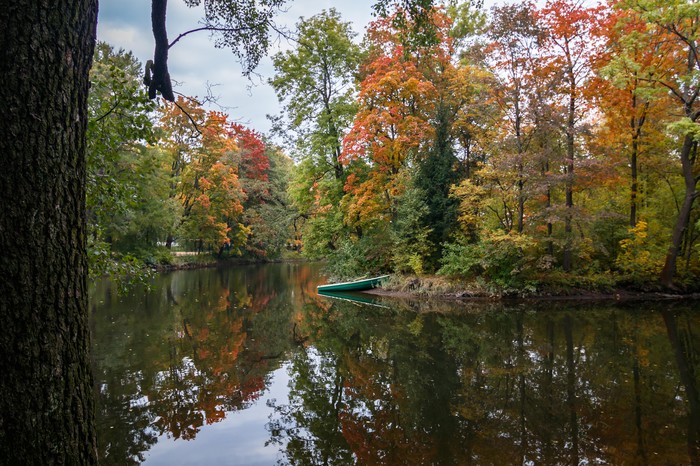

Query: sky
left=97, top=0, right=377, bottom=135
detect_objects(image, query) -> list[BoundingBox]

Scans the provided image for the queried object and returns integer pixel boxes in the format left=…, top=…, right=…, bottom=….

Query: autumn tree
left=159, top=100, right=294, bottom=258
left=228, top=125, right=292, bottom=259
left=339, top=5, right=494, bottom=274
left=537, top=0, right=603, bottom=272
left=160, top=105, right=248, bottom=253
left=611, top=0, right=700, bottom=286
left=585, top=5, right=676, bottom=276
left=251, top=143, right=295, bottom=258
left=594, top=7, right=670, bottom=229
left=341, top=11, right=439, bottom=272
left=412, top=9, right=477, bottom=271
left=485, top=3, right=543, bottom=234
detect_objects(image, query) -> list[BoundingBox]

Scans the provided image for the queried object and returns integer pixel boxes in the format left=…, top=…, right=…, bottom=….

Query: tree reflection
left=662, top=307, right=700, bottom=465
left=91, top=264, right=309, bottom=464
left=267, top=347, right=354, bottom=465
left=92, top=270, right=700, bottom=465
left=267, top=297, right=700, bottom=465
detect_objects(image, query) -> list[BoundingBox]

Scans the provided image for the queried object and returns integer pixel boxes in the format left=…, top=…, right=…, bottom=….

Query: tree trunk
left=630, top=134, right=639, bottom=227
left=563, top=81, right=576, bottom=273
left=661, top=134, right=697, bottom=287
left=515, top=91, right=525, bottom=234
left=629, top=86, right=646, bottom=228
left=0, top=1, right=98, bottom=464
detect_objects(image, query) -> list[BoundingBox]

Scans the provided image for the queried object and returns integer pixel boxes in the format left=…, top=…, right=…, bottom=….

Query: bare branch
left=93, top=98, right=121, bottom=123
left=169, top=24, right=264, bottom=49
left=172, top=96, right=203, bottom=136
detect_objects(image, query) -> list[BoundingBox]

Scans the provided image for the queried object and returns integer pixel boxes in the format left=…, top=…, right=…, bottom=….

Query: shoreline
left=152, top=258, right=700, bottom=302
left=362, top=274, right=700, bottom=303
left=153, top=253, right=309, bottom=272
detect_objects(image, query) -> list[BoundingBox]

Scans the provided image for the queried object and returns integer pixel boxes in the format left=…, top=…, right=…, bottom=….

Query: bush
left=132, top=245, right=174, bottom=267
left=614, top=221, right=663, bottom=281
left=439, top=232, right=538, bottom=289
left=325, top=233, right=393, bottom=280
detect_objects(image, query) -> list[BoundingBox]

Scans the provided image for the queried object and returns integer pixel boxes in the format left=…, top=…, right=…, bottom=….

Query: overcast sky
left=97, top=0, right=377, bottom=135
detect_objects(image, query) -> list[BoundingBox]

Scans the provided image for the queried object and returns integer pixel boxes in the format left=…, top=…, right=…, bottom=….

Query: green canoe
left=317, top=290, right=390, bottom=308
left=317, top=275, right=390, bottom=292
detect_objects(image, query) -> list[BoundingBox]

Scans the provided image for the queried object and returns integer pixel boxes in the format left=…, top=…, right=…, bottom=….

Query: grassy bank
left=371, top=273, right=700, bottom=301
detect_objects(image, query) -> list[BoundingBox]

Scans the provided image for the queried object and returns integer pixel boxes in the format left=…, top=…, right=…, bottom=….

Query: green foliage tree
left=414, top=105, right=460, bottom=271
left=87, top=42, right=170, bottom=275
left=270, top=8, right=362, bottom=180
left=391, top=173, right=433, bottom=274
left=270, top=9, right=363, bottom=258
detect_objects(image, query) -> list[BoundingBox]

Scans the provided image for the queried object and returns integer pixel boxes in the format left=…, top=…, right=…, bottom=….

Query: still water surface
left=90, top=263, right=700, bottom=465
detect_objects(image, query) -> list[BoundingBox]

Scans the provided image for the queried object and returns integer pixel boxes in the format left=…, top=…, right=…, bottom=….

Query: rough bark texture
left=0, top=0, right=98, bottom=463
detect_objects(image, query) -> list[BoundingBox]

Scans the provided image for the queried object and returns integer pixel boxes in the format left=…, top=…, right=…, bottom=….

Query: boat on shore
left=317, top=275, right=390, bottom=292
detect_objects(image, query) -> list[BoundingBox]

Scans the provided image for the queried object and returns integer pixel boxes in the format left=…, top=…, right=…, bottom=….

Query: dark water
left=90, top=263, right=700, bottom=465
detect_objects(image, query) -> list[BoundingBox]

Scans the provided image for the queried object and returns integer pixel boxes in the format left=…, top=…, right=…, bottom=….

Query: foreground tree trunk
left=0, top=1, right=98, bottom=463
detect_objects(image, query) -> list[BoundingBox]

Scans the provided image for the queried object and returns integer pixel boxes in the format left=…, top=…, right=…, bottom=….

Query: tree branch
left=173, top=97, right=203, bottom=136
left=169, top=24, right=264, bottom=49
left=93, top=98, right=121, bottom=123
left=149, top=0, right=175, bottom=101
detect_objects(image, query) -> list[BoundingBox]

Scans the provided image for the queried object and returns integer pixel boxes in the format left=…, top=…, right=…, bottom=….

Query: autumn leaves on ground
left=91, top=0, right=700, bottom=295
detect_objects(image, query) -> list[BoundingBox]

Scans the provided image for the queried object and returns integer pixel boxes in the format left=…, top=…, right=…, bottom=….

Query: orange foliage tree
left=342, top=13, right=438, bottom=229
left=159, top=99, right=249, bottom=254
left=592, top=5, right=674, bottom=229
left=339, top=7, right=468, bottom=274
left=535, top=0, right=605, bottom=271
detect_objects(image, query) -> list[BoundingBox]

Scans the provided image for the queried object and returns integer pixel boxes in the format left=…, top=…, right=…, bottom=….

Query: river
left=90, top=262, right=700, bottom=465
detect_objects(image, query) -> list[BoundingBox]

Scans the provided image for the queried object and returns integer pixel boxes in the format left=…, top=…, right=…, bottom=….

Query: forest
left=91, top=0, right=700, bottom=292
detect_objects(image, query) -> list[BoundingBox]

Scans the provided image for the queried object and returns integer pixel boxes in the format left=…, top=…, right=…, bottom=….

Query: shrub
left=615, top=221, right=663, bottom=280
left=325, top=233, right=393, bottom=280
left=439, top=232, right=538, bottom=289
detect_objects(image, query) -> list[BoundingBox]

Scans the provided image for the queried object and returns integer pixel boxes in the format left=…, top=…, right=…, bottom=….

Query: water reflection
left=90, top=264, right=700, bottom=465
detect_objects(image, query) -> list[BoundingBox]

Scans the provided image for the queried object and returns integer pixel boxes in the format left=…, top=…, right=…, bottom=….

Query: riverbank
left=152, top=250, right=307, bottom=272
left=151, top=254, right=700, bottom=301
left=364, top=274, right=700, bottom=302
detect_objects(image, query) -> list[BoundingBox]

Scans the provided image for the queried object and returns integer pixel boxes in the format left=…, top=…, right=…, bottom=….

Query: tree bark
left=0, top=1, right=98, bottom=463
